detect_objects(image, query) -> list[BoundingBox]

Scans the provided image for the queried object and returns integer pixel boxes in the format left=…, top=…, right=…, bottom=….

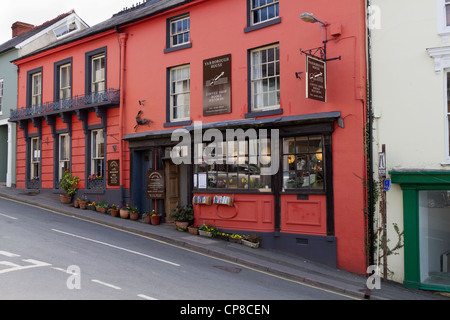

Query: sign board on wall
left=306, top=56, right=326, bottom=102
left=146, top=170, right=165, bottom=199
left=203, top=54, right=231, bottom=116
left=107, top=160, right=120, bottom=186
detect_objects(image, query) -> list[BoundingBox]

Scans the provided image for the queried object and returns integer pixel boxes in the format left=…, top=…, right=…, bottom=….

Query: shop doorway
left=164, top=159, right=180, bottom=222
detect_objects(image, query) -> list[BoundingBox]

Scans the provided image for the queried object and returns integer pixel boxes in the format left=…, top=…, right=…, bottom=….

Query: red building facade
left=10, top=0, right=368, bottom=274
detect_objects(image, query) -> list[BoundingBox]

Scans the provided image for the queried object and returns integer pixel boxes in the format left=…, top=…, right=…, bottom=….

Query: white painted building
left=370, top=0, right=450, bottom=292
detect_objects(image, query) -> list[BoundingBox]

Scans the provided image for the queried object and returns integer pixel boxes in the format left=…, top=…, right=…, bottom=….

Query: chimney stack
left=11, top=22, right=35, bottom=38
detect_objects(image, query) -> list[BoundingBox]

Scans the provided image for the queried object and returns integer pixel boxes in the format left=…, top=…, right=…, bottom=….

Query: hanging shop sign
left=203, top=54, right=231, bottom=116
left=146, top=170, right=165, bottom=199
left=107, top=160, right=120, bottom=186
left=306, top=56, right=326, bottom=102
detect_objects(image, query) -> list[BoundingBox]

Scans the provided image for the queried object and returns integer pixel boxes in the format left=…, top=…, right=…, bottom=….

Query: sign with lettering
left=107, top=160, right=120, bottom=186
left=203, top=54, right=231, bottom=116
left=306, top=56, right=326, bottom=102
left=146, top=170, right=165, bottom=199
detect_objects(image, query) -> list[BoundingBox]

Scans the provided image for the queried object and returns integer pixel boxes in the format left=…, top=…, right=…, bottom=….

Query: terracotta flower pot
left=151, top=216, right=161, bottom=225
left=60, top=194, right=71, bottom=204
left=130, top=212, right=139, bottom=220
left=96, top=206, right=106, bottom=213
left=73, top=199, right=79, bottom=208
left=175, top=221, right=188, bottom=231
left=110, top=209, right=119, bottom=217
left=79, top=200, right=88, bottom=210
left=120, top=209, right=129, bottom=219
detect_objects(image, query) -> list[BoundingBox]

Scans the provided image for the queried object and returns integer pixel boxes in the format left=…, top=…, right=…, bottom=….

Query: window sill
left=244, top=17, right=281, bottom=33
left=245, top=108, right=282, bottom=118
left=164, top=43, right=192, bottom=54
left=163, top=120, right=192, bottom=128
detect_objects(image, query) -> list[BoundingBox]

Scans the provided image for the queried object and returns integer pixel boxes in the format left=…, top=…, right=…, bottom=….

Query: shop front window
left=193, top=139, right=271, bottom=191
left=282, top=135, right=324, bottom=191
left=419, top=190, right=450, bottom=287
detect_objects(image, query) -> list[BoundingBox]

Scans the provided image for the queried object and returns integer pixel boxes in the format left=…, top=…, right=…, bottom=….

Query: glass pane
left=447, top=5, right=450, bottom=26
left=419, top=191, right=450, bottom=286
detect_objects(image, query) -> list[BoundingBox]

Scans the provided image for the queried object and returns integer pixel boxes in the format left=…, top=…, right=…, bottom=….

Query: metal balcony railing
left=10, top=88, right=120, bottom=121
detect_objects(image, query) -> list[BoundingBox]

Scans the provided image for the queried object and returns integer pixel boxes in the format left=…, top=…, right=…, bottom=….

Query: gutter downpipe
left=366, top=0, right=375, bottom=269
left=116, top=26, right=128, bottom=205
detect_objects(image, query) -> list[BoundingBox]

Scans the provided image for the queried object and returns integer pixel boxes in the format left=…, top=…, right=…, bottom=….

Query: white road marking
left=0, top=258, right=51, bottom=274
left=51, top=229, right=180, bottom=267
left=92, top=279, right=121, bottom=290
left=137, top=294, right=158, bottom=300
left=0, top=213, right=17, bottom=220
left=0, top=251, right=20, bottom=257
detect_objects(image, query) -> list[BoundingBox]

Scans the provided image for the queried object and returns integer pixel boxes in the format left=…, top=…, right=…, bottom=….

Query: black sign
left=146, top=170, right=165, bottom=199
left=306, top=56, right=326, bottom=102
left=107, top=160, right=120, bottom=186
left=203, top=54, right=231, bottom=116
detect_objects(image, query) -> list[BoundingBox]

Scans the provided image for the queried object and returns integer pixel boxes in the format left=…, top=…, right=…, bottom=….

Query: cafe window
left=282, top=135, right=324, bottom=191
left=193, top=139, right=271, bottom=191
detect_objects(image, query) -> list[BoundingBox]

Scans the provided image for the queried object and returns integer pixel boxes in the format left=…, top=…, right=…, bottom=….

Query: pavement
left=0, top=185, right=449, bottom=300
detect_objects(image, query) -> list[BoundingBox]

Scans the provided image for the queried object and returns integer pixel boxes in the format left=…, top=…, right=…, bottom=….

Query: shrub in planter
left=170, top=205, right=194, bottom=231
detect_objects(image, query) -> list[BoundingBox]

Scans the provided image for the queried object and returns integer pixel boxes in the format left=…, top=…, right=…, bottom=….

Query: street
left=0, top=196, right=359, bottom=301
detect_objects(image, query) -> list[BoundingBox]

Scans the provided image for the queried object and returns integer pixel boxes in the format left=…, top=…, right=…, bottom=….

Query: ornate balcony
left=9, top=88, right=120, bottom=121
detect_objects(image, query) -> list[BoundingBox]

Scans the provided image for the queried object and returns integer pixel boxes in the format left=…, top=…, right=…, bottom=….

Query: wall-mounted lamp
left=299, top=12, right=341, bottom=62
left=300, top=12, right=326, bottom=25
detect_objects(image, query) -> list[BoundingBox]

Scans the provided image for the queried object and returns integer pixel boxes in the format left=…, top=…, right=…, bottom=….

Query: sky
left=0, top=0, right=143, bottom=44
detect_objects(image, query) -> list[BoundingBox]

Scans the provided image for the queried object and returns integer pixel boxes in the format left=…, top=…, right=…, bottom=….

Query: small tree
left=60, top=171, right=80, bottom=196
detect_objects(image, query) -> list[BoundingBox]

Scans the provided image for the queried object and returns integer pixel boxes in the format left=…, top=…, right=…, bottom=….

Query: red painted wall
left=14, top=0, right=367, bottom=274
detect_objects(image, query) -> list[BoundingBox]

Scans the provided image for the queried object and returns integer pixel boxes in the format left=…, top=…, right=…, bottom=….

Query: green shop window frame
left=391, top=170, right=450, bottom=292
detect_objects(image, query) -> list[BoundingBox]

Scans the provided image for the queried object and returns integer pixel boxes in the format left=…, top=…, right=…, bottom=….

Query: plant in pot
left=96, top=200, right=108, bottom=213
left=170, top=204, right=194, bottom=231
left=79, top=195, right=88, bottom=209
left=188, top=224, right=199, bottom=235
left=198, top=222, right=218, bottom=237
left=109, top=204, right=119, bottom=217
left=129, top=205, right=140, bottom=221
left=74, top=198, right=80, bottom=208
left=242, top=234, right=260, bottom=248
left=120, top=204, right=130, bottom=219
left=150, top=210, right=161, bottom=225
left=59, top=171, right=80, bottom=204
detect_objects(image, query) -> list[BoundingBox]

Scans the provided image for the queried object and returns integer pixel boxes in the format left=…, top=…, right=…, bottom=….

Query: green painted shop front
left=391, top=170, right=450, bottom=292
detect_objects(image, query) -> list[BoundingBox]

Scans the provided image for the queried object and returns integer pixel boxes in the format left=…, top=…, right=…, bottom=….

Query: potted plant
left=170, top=204, right=194, bottom=231
left=198, top=222, right=218, bottom=237
left=188, top=225, right=199, bottom=235
left=120, top=204, right=130, bottom=219
left=142, top=211, right=151, bottom=224
left=96, top=200, right=108, bottom=213
left=242, top=234, right=260, bottom=248
left=150, top=211, right=161, bottom=225
left=79, top=195, right=88, bottom=209
left=59, top=171, right=80, bottom=204
left=87, top=201, right=96, bottom=211
left=129, top=205, right=140, bottom=221
left=109, top=204, right=119, bottom=217
left=229, top=233, right=243, bottom=244
left=73, top=198, right=80, bottom=208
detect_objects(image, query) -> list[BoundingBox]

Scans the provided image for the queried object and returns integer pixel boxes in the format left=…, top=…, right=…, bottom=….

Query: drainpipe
left=116, top=27, right=128, bottom=205
left=366, top=0, right=375, bottom=268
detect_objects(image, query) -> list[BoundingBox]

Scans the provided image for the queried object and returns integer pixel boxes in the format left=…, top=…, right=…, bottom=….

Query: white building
left=370, top=0, right=450, bottom=292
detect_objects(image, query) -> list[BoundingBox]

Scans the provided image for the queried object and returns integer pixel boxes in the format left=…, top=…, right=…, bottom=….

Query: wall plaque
left=306, top=56, right=326, bottom=102
left=203, top=54, right=231, bottom=116
left=107, top=160, right=120, bottom=186
left=146, top=170, right=165, bottom=199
